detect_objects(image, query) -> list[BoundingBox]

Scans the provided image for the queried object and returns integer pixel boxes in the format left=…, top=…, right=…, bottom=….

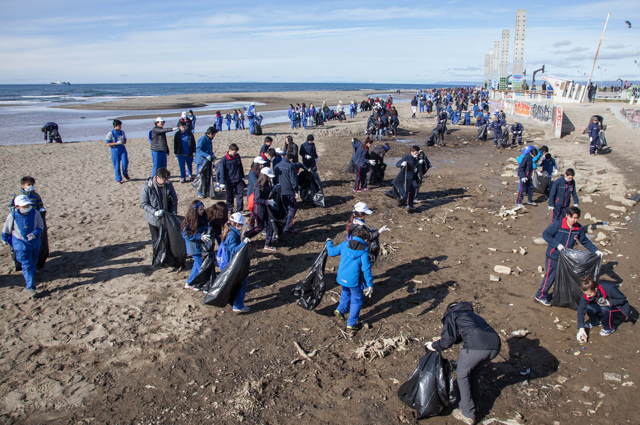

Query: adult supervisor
left=150, top=117, right=178, bottom=177
left=425, top=302, right=501, bottom=425
left=140, top=167, right=178, bottom=248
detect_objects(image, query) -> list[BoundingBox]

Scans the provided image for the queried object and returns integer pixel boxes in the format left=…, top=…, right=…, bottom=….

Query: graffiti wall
left=617, top=107, right=640, bottom=130
left=492, top=99, right=556, bottom=129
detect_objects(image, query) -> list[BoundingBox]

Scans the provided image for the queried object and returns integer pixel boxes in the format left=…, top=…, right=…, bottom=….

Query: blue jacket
left=182, top=215, right=209, bottom=256
left=588, top=122, right=600, bottom=140
left=549, top=175, right=578, bottom=208
left=195, top=134, right=214, bottom=166
left=542, top=217, right=597, bottom=261
left=2, top=209, right=43, bottom=251
left=541, top=158, right=557, bottom=176
left=223, top=226, right=246, bottom=260
left=326, top=237, right=373, bottom=288
left=510, top=123, right=524, bottom=133
left=491, top=120, right=502, bottom=135
left=531, top=151, right=543, bottom=169
left=274, top=160, right=299, bottom=196
left=518, top=153, right=534, bottom=179
left=577, top=283, right=630, bottom=328
left=247, top=170, right=258, bottom=197
left=300, top=141, right=318, bottom=170
left=476, top=115, right=486, bottom=127
left=353, top=143, right=370, bottom=168
left=220, top=152, right=245, bottom=184
left=9, top=189, right=44, bottom=212
left=247, top=105, right=256, bottom=119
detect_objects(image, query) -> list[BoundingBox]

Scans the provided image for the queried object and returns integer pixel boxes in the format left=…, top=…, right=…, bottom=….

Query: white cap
left=251, top=102, right=255, bottom=106
left=260, top=167, right=275, bottom=178
left=353, top=202, right=372, bottom=214
left=155, top=117, right=165, bottom=123
left=275, top=148, right=284, bottom=154
left=181, top=112, right=187, bottom=118
left=253, top=156, right=267, bottom=164
left=229, top=212, right=246, bottom=226
left=14, top=195, right=32, bottom=207
left=339, top=100, right=342, bottom=103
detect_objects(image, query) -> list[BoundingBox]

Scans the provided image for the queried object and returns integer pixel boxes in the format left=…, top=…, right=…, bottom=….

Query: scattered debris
left=533, top=238, right=546, bottom=245
left=494, top=265, right=512, bottom=275
left=490, top=275, right=501, bottom=282
left=604, top=373, right=622, bottom=382
left=353, top=333, right=411, bottom=361
left=510, top=329, right=530, bottom=338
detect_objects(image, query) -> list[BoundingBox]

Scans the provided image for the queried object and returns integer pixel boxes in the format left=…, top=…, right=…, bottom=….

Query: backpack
left=216, top=243, right=229, bottom=271
left=247, top=192, right=255, bottom=212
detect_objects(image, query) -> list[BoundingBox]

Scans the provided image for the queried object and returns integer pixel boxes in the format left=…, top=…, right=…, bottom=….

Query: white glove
left=243, top=237, right=251, bottom=244
left=553, top=169, right=558, bottom=176
left=154, top=210, right=164, bottom=217
left=574, top=204, right=578, bottom=207
left=207, top=155, right=212, bottom=161
left=548, top=206, right=554, bottom=210
left=521, top=177, right=528, bottom=183
left=590, top=137, right=593, bottom=142
left=401, top=161, right=407, bottom=167
left=379, top=225, right=390, bottom=233
left=219, top=184, right=226, bottom=190
left=596, top=250, right=603, bottom=257
left=268, top=199, right=277, bottom=207
left=419, top=159, right=424, bottom=164
left=26, top=233, right=36, bottom=241
left=201, top=234, right=211, bottom=242
left=326, top=238, right=332, bottom=242
left=173, top=127, right=179, bottom=131
left=577, top=328, right=588, bottom=343
left=39, top=207, right=46, bottom=212
left=305, top=155, right=312, bottom=160
left=557, top=244, right=564, bottom=251
left=369, top=160, right=376, bottom=165
left=1, top=240, right=7, bottom=245
left=364, top=287, right=373, bottom=298
left=425, top=341, right=436, bottom=351
left=116, top=139, right=124, bottom=145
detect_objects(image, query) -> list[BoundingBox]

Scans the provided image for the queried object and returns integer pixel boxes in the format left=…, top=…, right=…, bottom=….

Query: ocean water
left=0, top=83, right=471, bottom=145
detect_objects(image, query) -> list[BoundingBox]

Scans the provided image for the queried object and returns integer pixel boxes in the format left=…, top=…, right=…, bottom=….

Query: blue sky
left=1, top=0, right=638, bottom=84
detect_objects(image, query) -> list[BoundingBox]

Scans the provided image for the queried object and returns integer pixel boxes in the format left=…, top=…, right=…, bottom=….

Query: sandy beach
left=1, top=92, right=639, bottom=424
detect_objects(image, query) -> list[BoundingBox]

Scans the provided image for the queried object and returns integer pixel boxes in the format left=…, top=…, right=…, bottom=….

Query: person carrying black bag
left=425, top=302, right=501, bottom=424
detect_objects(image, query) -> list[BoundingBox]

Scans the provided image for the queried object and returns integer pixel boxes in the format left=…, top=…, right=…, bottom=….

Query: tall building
left=513, top=9, right=527, bottom=90
left=493, top=41, right=500, bottom=89
left=500, top=29, right=510, bottom=90
left=485, top=53, right=492, bottom=87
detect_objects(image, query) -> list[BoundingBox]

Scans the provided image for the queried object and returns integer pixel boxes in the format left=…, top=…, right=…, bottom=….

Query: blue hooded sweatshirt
left=326, top=236, right=373, bottom=288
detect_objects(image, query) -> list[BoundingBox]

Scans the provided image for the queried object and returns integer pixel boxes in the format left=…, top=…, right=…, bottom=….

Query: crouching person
left=576, top=277, right=631, bottom=341
left=327, top=227, right=373, bottom=333
left=425, top=302, right=501, bottom=425
left=2, top=195, right=43, bottom=297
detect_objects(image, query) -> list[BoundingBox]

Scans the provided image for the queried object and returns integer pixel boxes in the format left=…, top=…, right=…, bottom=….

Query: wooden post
left=583, top=12, right=611, bottom=103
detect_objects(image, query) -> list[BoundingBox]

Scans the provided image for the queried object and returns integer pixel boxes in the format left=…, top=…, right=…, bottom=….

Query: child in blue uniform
left=244, top=168, right=276, bottom=252
left=219, top=213, right=252, bottom=313
left=576, top=277, right=630, bottom=340
left=2, top=195, right=44, bottom=297
left=9, top=176, right=46, bottom=214
left=182, top=200, right=211, bottom=291
left=106, top=119, right=130, bottom=183
left=327, top=227, right=374, bottom=332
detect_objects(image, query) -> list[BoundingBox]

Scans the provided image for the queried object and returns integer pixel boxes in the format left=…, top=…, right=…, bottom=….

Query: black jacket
left=577, top=283, right=630, bottom=328
left=274, top=160, right=299, bottom=196
left=284, top=143, right=299, bottom=164
left=150, top=126, right=173, bottom=153
left=173, top=130, right=196, bottom=155
left=432, top=302, right=501, bottom=351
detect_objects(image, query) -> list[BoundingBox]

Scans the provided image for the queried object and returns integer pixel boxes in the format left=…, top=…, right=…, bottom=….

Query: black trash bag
left=365, top=115, right=377, bottom=135
left=298, top=170, right=325, bottom=207
left=314, top=112, right=324, bottom=126
left=369, top=237, right=380, bottom=267
left=292, top=246, right=328, bottom=310
left=346, top=138, right=362, bottom=173
left=385, top=166, right=416, bottom=207
left=188, top=227, right=217, bottom=292
left=252, top=123, right=263, bottom=136
left=203, top=243, right=250, bottom=307
left=191, top=158, right=217, bottom=199
left=477, top=124, right=487, bottom=140
left=152, top=213, right=187, bottom=268
left=397, top=350, right=456, bottom=419
left=49, top=130, right=63, bottom=143
left=267, top=184, right=288, bottom=239
left=532, top=171, right=550, bottom=194
left=552, top=248, right=601, bottom=309
left=37, top=214, right=49, bottom=269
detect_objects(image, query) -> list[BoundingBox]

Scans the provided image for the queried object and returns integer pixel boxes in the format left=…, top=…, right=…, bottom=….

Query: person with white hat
left=177, top=112, right=192, bottom=133
left=150, top=117, right=179, bottom=177
left=272, top=147, right=284, bottom=168
left=247, top=156, right=268, bottom=209
left=346, top=202, right=390, bottom=246
left=2, top=195, right=44, bottom=297
left=244, top=168, right=277, bottom=252
left=247, top=102, right=257, bottom=134
left=220, top=212, right=252, bottom=312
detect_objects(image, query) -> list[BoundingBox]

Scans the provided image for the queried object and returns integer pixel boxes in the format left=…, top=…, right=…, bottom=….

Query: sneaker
left=527, top=201, right=537, bottom=206
left=407, top=206, right=417, bottom=212
left=26, top=288, right=37, bottom=298
left=184, top=283, right=199, bottom=291
left=515, top=203, right=524, bottom=208
left=452, top=408, right=474, bottom=425
left=198, top=194, right=205, bottom=199
left=347, top=323, right=362, bottom=332
left=117, top=180, right=123, bottom=184
left=284, top=229, right=296, bottom=234
left=233, top=306, right=251, bottom=313
left=585, top=320, right=602, bottom=329
left=534, top=297, right=551, bottom=307
left=363, top=188, right=369, bottom=191
left=180, top=178, right=186, bottom=183
left=263, top=246, right=276, bottom=252
left=124, top=175, right=131, bottom=180
left=600, top=328, right=614, bottom=336
left=352, top=189, right=357, bottom=192
left=356, top=190, right=362, bottom=193
left=334, top=310, right=345, bottom=320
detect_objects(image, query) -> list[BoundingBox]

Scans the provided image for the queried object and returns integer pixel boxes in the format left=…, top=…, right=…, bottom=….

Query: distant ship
left=50, top=81, right=71, bottom=85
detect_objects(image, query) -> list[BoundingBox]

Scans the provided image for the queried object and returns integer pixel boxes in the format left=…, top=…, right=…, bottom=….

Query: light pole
left=625, top=21, right=640, bottom=30
left=597, top=66, right=606, bottom=88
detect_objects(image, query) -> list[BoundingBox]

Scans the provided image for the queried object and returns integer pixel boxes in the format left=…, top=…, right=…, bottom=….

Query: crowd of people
left=3, top=87, right=631, bottom=425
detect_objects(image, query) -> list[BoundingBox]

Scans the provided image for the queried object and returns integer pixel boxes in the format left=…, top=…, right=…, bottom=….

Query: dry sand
left=1, top=94, right=639, bottom=424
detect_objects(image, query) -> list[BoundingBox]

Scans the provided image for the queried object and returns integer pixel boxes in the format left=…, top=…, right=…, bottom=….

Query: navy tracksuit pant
left=516, top=179, right=533, bottom=204
left=244, top=205, right=274, bottom=247
left=552, top=206, right=568, bottom=223
left=225, top=180, right=244, bottom=213
left=354, top=166, right=368, bottom=190
left=535, top=257, right=557, bottom=302
left=282, top=194, right=297, bottom=232
left=585, top=303, right=628, bottom=331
